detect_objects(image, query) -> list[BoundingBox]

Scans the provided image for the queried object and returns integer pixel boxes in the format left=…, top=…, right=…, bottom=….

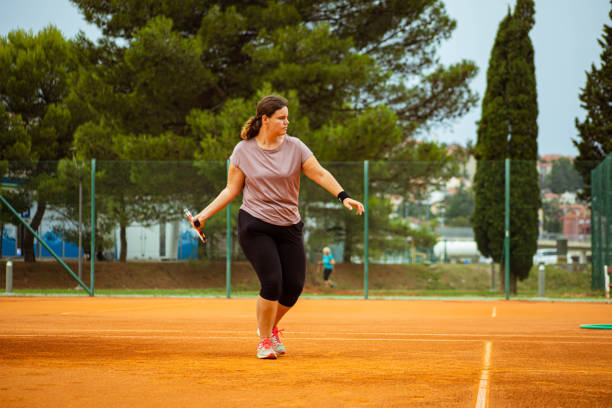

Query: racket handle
left=184, top=208, right=201, bottom=228
left=184, top=208, right=207, bottom=243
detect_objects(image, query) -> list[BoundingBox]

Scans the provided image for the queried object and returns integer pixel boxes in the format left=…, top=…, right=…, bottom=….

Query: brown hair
left=240, top=95, right=288, bottom=140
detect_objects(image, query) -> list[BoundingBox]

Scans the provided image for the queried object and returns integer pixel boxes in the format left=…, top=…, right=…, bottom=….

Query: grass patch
left=5, top=288, right=232, bottom=297
left=2, top=262, right=604, bottom=300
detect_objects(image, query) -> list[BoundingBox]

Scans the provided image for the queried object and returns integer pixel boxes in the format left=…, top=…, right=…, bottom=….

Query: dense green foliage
left=473, top=0, right=539, bottom=293
left=541, top=198, right=562, bottom=234
left=0, top=27, right=80, bottom=261
left=445, top=185, right=474, bottom=227
left=67, top=0, right=479, bottom=262
left=2, top=1, right=480, bottom=262
left=69, top=0, right=478, bottom=161
left=542, top=157, right=584, bottom=194
left=573, top=5, right=612, bottom=200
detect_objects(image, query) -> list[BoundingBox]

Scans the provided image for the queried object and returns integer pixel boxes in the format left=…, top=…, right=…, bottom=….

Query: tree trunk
left=510, top=273, right=518, bottom=295
left=0, top=222, right=4, bottom=259
left=24, top=201, right=46, bottom=263
left=119, top=223, right=127, bottom=262
left=498, top=264, right=519, bottom=295
left=498, top=263, right=505, bottom=293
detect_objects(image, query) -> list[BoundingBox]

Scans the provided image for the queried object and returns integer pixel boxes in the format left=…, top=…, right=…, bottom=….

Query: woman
left=193, top=95, right=364, bottom=359
left=321, top=247, right=336, bottom=288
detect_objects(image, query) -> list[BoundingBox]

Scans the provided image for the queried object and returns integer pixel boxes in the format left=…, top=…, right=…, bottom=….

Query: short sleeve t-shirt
left=323, top=254, right=334, bottom=269
left=230, top=135, right=313, bottom=226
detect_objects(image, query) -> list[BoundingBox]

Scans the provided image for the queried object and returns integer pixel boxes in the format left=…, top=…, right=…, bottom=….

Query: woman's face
left=264, top=106, right=289, bottom=137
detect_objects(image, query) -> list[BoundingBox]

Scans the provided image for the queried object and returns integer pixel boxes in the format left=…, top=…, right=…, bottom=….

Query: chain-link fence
left=0, top=158, right=597, bottom=297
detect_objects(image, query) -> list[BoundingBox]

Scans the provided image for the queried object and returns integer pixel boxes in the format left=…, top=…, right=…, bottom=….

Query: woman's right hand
left=342, top=197, right=365, bottom=216
left=193, top=214, right=206, bottom=231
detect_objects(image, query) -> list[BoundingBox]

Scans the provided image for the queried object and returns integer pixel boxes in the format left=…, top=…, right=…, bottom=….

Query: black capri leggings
left=237, top=209, right=306, bottom=307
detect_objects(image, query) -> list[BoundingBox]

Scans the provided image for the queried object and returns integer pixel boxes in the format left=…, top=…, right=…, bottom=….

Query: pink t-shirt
left=230, top=135, right=313, bottom=226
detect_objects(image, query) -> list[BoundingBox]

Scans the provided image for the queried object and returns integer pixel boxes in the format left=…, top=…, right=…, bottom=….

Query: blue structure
left=2, top=229, right=16, bottom=256
left=178, top=230, right=199, bottom=260
left=2, top=228, right=80, bottom=259
left=2, top=222, right=199, bottom=260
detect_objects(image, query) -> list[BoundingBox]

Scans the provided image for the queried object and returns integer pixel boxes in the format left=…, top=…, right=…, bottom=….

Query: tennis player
left=193, top=95, right=364, bottom=359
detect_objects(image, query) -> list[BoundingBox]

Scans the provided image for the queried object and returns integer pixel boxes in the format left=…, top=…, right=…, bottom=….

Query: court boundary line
left=475, top=341, right=492, bottom=408
left=1, top=328, right=611, bottom=341
left=1, top=334, right=610, bottom=345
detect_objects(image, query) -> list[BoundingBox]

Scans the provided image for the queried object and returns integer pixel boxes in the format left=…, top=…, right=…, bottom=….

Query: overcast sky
left=0, top=0, right=609, bottom=156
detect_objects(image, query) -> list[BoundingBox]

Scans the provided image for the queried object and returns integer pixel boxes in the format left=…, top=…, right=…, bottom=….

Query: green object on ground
left=579, top=324, right=612, bottom=330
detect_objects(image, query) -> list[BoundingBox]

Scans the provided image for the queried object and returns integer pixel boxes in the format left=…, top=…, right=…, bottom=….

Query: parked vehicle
left=533, top=249, right=557, bottom=265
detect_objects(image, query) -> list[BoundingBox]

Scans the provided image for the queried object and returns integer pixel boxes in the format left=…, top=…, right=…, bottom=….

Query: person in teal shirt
left=321, top=247, right=336, bottom=288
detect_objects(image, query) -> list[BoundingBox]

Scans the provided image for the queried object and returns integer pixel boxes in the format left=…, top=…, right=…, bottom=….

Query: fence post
left=505, top=158, right=510, bottom=300
left=604, top=159, right=611, bottom=286
left=538, top=264, right=545, bottom=297
left=226, top=159, right=231, bottom=299
left=5, top=260, right=12, bottom=293
left=363, top=160, right=369, bottom=300
left=90, top=159, right=95, bottom=296
left=605, top=265, right=609, bottom=304
left=78, top=182, right=83, bottom=281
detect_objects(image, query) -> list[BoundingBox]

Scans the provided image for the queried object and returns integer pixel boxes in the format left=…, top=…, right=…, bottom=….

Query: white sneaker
left=270, top=326, right=287, bottom=356
left=257, top=338, right=277, bottom=359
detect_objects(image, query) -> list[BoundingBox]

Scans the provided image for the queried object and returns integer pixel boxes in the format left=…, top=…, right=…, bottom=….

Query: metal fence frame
left=591, top=154, right=612, bottom=290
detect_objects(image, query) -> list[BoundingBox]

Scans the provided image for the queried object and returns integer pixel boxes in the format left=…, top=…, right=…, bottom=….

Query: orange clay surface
left=0, top=297, right=611, bottom=407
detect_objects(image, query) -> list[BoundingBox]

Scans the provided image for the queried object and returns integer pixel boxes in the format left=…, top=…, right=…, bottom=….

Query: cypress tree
left=474, top=0, right=539, bottom=294
left=473, top=11, right=512, bottom=271
left=573, top=5, right=612, bottom=200
left=507, top=0, right=539, bottom=291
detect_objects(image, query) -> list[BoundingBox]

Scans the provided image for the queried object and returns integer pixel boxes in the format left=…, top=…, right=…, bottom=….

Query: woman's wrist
left=337, top=190, right=350, bottom=203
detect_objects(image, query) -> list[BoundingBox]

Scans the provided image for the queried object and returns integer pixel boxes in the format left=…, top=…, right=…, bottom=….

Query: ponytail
left=240, top=115, right=261, bottom=140
left=240, top=95, right=288, bottom=140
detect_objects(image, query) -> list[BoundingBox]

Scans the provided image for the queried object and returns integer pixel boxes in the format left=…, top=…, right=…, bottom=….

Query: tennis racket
left=183, top=208, right=207, bottom=244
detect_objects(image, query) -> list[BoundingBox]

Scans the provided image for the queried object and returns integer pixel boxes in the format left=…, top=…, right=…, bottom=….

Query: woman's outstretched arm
left=302, top=155, right=364, bottom=215
left=194, top=162, right=245, bottom=227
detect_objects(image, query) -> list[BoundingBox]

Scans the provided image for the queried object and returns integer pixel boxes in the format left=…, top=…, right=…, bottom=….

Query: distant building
left=542, top=192, right=560, bottom=201
left=559, top=191, right=577, bottom=204
left=559, top=203, right=591, bottom=242
left=537, top=154, right=573, bottom=179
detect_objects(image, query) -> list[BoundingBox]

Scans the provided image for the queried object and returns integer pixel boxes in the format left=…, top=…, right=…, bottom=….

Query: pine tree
left=473, top=0, right=539, bottom=294
left=573, top=5, right=612, bottom=200
left=68, top=0, right=480, bottom=262
left=0, top=27, right=79, bottom=262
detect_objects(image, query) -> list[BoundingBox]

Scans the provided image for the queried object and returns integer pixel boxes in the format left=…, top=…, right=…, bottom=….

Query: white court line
left=491, top=306, right=496, bottom=318
left=0, top=334, right=481, bottom=342
left=1, top=328, right=610, bottom=341
left=288, top=331, right=611, bottom=340
left=0, top=334, right=610, bottom=345
left=60, top=302, right=192, bottom=315
left=0, top=329, right=183, bottom=333
left=475, top=341, right=492, bottom=408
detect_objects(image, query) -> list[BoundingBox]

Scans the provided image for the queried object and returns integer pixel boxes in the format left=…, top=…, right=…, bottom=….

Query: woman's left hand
left=342, top=198, right=365, bottom=216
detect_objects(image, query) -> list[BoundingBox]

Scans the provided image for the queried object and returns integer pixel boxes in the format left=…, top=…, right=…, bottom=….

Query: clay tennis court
left=0, top=297, right=610, bottom=407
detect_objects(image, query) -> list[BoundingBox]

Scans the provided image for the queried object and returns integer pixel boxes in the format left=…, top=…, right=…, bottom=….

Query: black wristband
left=337, top=191, right=350, bottom=203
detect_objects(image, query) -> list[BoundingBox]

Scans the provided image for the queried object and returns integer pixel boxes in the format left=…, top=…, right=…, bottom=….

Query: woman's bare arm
left=194, top=162, right=245, bottom=227
left=302, top=155, right=364, bottom=215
